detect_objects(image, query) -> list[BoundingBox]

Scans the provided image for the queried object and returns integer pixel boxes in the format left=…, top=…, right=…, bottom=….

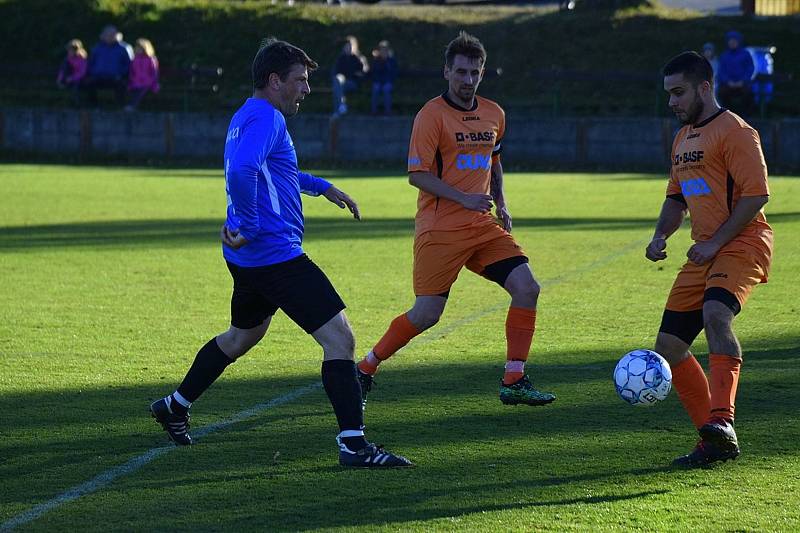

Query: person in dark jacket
left=370, top=40, right=398, bottom=115
left=83, top=25, right=133, bottom=107
left=717, top=30, right=755, bottom=116
left=331, top=35, right=368, bottom=116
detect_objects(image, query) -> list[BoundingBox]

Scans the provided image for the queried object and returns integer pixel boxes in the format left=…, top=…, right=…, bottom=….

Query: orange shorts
left=413, top=223, right=525, bottom=296
left=665, top=241, right=771, bottom=312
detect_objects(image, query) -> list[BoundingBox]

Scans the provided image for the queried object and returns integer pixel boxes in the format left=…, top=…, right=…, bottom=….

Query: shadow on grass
left=1, top=342, right=797, bottom=436
left=0, top=215, right=662, bottom=252
left=1, top=339, right=798, bottom=527
left=4, top=210, right=799, bottom=251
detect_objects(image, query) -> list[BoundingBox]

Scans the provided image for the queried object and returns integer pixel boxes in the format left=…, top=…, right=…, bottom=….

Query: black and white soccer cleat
left=338, top=438, right=413, bottom=468
left=150, top=397, right=193, bottom=446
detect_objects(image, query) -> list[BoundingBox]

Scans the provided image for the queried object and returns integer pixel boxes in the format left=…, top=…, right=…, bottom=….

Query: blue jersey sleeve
left=226, top=116, right=278, bottom=242
left=298, top=172, right=332, bottom=197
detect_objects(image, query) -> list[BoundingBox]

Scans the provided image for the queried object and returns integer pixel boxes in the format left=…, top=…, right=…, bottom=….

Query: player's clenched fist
left=645, top=237, right=667, bottom=262
left=460, top=193, right=494, bottom=213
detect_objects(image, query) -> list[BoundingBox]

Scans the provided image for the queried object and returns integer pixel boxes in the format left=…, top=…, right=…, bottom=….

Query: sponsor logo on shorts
left=708, top=272, right=729, bottom=280
left=456, top=153, right=491, bottom=170
left=680, top=177, right=712, bottom=197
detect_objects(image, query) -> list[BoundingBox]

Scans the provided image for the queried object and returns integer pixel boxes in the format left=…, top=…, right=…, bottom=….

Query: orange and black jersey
left=667, top=109, right=772, bottom=254
left=407, top=92, right=505, bottom=235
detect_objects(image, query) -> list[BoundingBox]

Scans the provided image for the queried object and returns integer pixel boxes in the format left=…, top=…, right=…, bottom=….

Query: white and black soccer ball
left=613, top=349, right=672, bottom=406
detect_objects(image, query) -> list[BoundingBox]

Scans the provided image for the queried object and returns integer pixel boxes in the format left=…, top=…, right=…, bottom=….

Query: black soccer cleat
left=338, top=438, right=413, bottom=468
left=671, top=438, right=740, bottom=469
left=357, top=369, right=374, bottom=412
left=150, top=397, right=193, bottom=446
left=499, top=375, right=556, bottom=406
left=699, top=417, right=741, bottom=457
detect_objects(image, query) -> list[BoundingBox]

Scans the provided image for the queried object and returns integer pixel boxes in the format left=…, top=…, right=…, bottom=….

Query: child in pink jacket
left=125, top=38, right=160, bottom=110
left=57, top=39, right=88, bottom=105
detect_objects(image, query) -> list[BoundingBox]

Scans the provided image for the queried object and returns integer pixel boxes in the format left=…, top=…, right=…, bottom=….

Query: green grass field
left=1, top=164, right=799, bottom=531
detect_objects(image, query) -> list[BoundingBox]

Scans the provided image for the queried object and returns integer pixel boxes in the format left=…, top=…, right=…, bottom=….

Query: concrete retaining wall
left=1, top=107, right=798, bottom=171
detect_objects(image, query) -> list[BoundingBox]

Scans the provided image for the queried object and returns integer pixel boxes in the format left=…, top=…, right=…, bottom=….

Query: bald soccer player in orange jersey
left=355, top=31, right=556, bottom=410
left=648, top=51, right=773, bottom=468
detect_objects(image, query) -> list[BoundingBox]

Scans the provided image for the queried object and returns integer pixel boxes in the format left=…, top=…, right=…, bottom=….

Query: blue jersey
left=223, top=98, right=331, bottom=267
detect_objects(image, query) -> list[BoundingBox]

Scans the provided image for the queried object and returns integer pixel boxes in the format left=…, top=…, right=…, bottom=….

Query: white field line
left=1, top=238, right=646, bottom=531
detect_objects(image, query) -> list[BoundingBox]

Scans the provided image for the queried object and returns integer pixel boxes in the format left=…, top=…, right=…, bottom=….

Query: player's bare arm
left=323, top=185, right=361, bottom=220
left=646, top=197, right=687, bottom=262
left=687, top=195, right=769, bottom=265
left=409, top=171, right=493, bottom=213
left=490, top=159, right=512, bottom=232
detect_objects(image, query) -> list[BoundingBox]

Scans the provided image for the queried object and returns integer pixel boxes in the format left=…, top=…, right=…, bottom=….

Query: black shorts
left=227, top=254, right=346, bottom=334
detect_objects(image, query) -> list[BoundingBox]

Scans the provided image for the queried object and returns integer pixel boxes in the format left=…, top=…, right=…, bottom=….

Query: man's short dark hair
left=662, top=51, right=714, bottom=87
left=252, top=38, right=318, bottom=89
left=445, top=31, right=486, bottom=68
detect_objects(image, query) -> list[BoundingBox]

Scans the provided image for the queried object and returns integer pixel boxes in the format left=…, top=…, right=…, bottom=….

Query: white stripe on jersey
left=261, top=161, right=281, bottom=215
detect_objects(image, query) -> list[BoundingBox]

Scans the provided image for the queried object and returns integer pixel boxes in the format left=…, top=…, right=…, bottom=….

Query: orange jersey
left=667, top=109, right=772, bottom=254
left=407, top=93, right=505, bottom=235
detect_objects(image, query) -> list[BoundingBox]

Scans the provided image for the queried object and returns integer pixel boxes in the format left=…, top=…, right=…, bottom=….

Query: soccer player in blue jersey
left=150, top=38, right=412, bottom=468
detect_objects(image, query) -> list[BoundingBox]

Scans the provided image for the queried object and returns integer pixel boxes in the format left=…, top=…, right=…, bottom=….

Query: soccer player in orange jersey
left=647, top=51, right=772, bottom=468
left=355, top=31, right=556, bottom=409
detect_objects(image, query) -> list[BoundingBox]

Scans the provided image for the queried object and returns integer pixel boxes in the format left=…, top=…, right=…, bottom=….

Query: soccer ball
left=613, top=349, right=672, bottom=406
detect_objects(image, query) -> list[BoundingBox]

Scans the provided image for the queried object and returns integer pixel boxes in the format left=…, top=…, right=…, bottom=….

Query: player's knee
left=509, top=278, right=539, bottom=305
left=527, top=279, right=541, bottom=301
left=322, top=334, right=355, bottom=361
left=218, top=331, right=259, bottom=358
left=316, top=313, right=356, bottom=358
left=338, top=324, right=356, bottom=356
left=654, top=332, right=690, bottom=366
left=703, top=316, right=733, bottom=346
left=414, top=310, right=440, bottom=330
left=702, top=304, right=733, bottom=336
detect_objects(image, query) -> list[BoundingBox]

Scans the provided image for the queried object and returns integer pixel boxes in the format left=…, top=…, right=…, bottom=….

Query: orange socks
left=357, top=313, right=420, bottom=375
left=503, top=307, right=536, bottom=385
left=671, top=354, right=711, bottom=429
left=670, top=353, right=741, bottom=428
left=709, top=353, right=741, bottom=422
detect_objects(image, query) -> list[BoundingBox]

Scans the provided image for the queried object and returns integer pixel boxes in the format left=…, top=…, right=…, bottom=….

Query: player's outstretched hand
left=645, top=237, right=667, bottom=262
left=221, top=224, right=249, bottom=249
left=496, top=205, right=512, bottom=232
left=687, top=240, right=720, bottom=265
left=324, top=186, right=361, bottom=220
left=461, top=193, right=494, bottom=213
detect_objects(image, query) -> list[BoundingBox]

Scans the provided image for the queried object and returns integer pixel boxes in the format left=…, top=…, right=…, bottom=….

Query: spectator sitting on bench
left=83, top=25, right=133, bottom=108
left=125, top=38, right=160, bottom=111
left=717, top=30, right=755, bottom=117
left=56, top=39, right=87, bottom=106
left=370, top=40, right=397, bottom=115
left=331, top=35, right=368, bottom=117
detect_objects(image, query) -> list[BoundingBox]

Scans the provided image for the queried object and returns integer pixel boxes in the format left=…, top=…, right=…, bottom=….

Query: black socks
left=322, top=359, right=368, bottom=451
left=175, top=337, right=234, bottom=406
